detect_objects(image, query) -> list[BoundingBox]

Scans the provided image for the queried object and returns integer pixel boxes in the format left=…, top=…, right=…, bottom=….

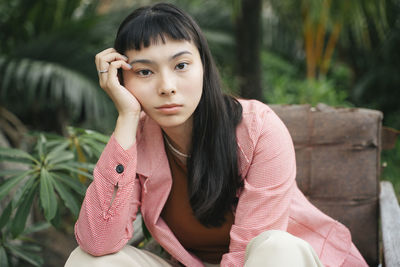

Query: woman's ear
left=118, top=69, right=124, bottom=86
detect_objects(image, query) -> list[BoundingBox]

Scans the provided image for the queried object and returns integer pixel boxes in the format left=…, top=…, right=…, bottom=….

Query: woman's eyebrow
left=129, top=59, right=154, bottom=65
left=170, top=50, right=192, bottom=59
left=129, top=50, right=192, bottom=65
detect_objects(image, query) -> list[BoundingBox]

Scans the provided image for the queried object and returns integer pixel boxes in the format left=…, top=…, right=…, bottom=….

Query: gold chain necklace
left=163, top=134, right=190, bottom=158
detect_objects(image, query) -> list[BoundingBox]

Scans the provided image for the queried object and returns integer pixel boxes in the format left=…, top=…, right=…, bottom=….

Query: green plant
left=0, top=135, right=87, bottom=228
left=261, top=51, right=351, bottom=106
left=0, top=127, right=108, bottom=266
left=54, top=126, right=110, bottom=184
left=0, top=0, right=116, bottom=133
left=0, top=219, right=49, bottom=267
left=265, top=0, right=387, bottom=79
left=296, top=79, right=349, bottom=106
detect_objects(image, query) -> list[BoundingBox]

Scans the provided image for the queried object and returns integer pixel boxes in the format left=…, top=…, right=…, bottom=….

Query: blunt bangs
left=114, top=6, right=198, bottom=53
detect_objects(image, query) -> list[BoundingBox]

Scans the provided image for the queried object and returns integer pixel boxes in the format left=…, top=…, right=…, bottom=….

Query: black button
left=116, top=164, right=124, bottom=174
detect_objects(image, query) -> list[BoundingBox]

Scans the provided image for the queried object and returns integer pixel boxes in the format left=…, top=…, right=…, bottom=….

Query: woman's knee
left=65, top=246, right=132, bottom=267
left=65, top=246, right=172, bottom=267
left=65, top=247, right=97, bottom=267
left=244, top=230, right=323, bottom=267
left=246, top=230, right=312, bottom=253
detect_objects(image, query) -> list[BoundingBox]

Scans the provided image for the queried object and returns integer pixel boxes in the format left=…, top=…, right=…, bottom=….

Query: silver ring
left=98, top=69, right=108, bottom=74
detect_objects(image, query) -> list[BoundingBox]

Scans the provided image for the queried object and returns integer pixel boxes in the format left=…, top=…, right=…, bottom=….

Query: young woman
left=66, top=3, right=368, bottom=267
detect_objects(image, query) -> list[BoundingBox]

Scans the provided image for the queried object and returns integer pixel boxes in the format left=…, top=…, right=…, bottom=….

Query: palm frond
left=0, top=56, right=113, bottom=124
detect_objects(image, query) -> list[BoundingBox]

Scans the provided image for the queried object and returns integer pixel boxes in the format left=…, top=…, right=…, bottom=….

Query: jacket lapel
left=136, top=116, right=171, bottom=222
left=135, top=116, right=203, bottom=265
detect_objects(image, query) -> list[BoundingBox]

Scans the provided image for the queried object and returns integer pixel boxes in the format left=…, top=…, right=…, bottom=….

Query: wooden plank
left=380, top=181, right=400, bottom=267
left=382, top=126, right=400, bottom=150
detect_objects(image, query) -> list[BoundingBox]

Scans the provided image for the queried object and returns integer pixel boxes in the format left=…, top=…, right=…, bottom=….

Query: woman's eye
left=175, top=62, right=188, bottom=70
left=137, top=69, right=153, bottom=76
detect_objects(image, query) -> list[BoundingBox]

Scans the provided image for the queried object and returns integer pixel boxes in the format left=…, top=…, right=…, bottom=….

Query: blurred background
left=0, top=0, right=399, bottom=266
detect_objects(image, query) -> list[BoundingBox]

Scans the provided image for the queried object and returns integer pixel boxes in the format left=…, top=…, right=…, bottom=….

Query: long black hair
left=114, top=3, right=243, bottom=227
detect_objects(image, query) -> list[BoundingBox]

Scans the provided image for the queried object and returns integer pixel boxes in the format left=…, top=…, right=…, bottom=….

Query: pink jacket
left=75, top=99, right=367, bottom=267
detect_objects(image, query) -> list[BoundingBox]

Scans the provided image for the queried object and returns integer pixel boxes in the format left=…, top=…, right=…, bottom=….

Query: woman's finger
left=95, top=48, right=115, bottom=63
left=96, top=50, right=128, bottom=79
left=105, top=60, right=132, bottom=88
left=107, top=60, right=132, bottom=78
left=102, top=52, right=128, bottom=63
left=95, top=48, right=118, bottom=74
left=97, top=53, right=128, bottom=76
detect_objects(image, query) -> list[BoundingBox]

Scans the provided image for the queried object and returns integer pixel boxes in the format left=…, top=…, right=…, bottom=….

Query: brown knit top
left=161, top=145, right=234, bottom=264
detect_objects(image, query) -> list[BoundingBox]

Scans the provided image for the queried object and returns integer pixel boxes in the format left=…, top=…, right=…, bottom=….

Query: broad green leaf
left=47, top=151, right=74, bottom=165
left=81, top=139, right=105, bottom=156
left=0, top=169, right=26, bottom=177
left=45, top=141, right=70, bottom=162
left=54, top=164, right=93, bottom=178
left=53, top=173, right=86, bottom=195
left=39, top=169, right=57, bottom=221
left=17, top=244, right=42, bottom=253
left=47, top=137, right=69, bottom=148
left=2, top=59, right=17, bottom=90
left=50, top=201, right=61, bottom=228
left=67, top=126, right=89, bottom=137
left=0, top=170, right=33, bottom=202
left=0, top=246, right=9, bottom=267
left=80, top=143, right=94, bottom=158
left=0, top=201, right=12, bottom=230
left=82, top=131, right=109, bottom=143
left=0, top=157, right=31, bottom=165
left=22, top=222, right=51, bottom=235
left=37, top=134, right=47, bottom=159
left=0, top=147, right=37, bottom=163
left=52, top=176, right=80, bottom=217
left=4, top=243, right=43, bottom=267
left=11, top=176, right=37, bottom=208
left=67, top=161, right=95, bottom=171
left=67, top=126, right=85, bottom=135
left=45, top=139, right=69, bottom=149
left=11, top=181, right=38, bottom=238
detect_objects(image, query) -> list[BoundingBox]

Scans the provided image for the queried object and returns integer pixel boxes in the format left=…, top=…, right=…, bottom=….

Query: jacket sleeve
left=221, top=108, right=297, bottom=266
left=74, top=132, right=142, bottom=256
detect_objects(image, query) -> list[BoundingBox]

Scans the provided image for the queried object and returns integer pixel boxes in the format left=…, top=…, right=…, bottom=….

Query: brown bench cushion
left=270, top=104, right=382, bottom=267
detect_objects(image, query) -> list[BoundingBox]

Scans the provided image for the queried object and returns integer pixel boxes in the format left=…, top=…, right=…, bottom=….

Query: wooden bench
left=270, top=104, right=400, bottom=267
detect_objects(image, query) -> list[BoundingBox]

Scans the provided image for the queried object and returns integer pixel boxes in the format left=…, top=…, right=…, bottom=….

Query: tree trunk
left=235, top=0, right=262, bottom=100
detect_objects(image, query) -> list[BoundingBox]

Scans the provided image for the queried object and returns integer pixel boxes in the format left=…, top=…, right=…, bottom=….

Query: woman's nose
left=158, top=72, right=176, bottom=96
left=159, top=87, right=176, bottom=95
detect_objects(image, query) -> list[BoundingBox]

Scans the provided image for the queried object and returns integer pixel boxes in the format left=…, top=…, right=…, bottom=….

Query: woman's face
left=122, top=37, right=203, bottom=132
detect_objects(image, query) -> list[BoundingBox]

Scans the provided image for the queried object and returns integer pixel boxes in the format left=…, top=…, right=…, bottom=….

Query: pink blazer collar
left=135, top=114, right=252, bottom=179
left=135, top=116, right=166, bottom=178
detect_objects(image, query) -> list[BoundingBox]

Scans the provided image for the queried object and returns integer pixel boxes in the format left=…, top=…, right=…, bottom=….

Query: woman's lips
left=156, top=104, right=183, bottom=114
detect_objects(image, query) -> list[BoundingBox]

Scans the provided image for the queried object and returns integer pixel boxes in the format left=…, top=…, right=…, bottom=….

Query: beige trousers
left=65, top=230, right=324, bottom=267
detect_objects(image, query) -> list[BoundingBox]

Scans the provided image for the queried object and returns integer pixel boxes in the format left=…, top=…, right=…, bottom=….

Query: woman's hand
left=95, top=48, right=141, bottom=116
left=95, top=48, right=141, bottom=149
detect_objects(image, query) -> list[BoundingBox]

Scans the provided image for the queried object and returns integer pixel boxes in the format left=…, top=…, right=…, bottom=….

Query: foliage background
left=0, top=0, right=399, bottom=266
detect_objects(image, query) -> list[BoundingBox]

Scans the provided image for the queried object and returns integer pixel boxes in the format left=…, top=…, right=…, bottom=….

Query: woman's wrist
left=114, top=113, right=140, bottom=150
